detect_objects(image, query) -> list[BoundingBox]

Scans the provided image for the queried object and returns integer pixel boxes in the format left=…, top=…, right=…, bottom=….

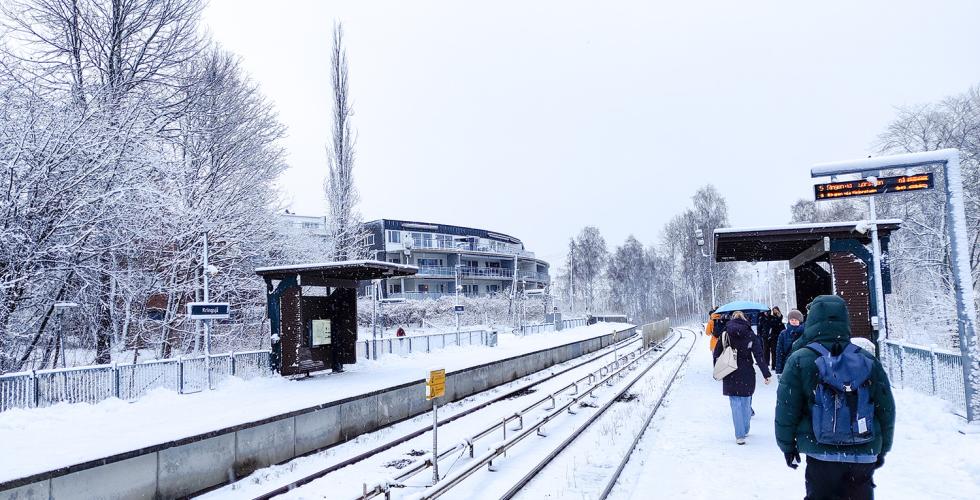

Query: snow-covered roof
left=714, top=220, right=903, bottom=263
left=255, top=260, right=418, bottom=280
left=714, top=219, right=903, bottom=235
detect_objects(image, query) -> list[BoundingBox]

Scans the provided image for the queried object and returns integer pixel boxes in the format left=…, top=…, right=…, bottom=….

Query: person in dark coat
left=713, top=311, right=772, bottom=444
left=773, top=309, right=804, bottom=376
left=765, top=306, right=783, bottom=369
left=775, top=295, right=896, bottom=500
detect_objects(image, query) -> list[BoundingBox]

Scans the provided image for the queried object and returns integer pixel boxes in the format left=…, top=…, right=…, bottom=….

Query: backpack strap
left=806, top=342, right=830, bottom=357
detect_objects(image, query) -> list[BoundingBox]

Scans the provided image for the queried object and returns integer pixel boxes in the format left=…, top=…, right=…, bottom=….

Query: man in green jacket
left=775, top=295, right=896, bottom=500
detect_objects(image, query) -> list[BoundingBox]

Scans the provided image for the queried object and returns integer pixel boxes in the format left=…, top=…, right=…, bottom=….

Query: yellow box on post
left=426, top=368, right=446, bottom=400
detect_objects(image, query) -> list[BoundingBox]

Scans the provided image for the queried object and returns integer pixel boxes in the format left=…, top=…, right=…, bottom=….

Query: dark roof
left=714, top=220, right=902, bottom=263
left=365, top=219, right=524, bottom=246
left=255, top=260, right=418, bottom=280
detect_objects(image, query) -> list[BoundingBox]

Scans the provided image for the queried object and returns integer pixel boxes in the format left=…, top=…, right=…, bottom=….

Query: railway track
left=208, top=328, right=644, bottom=500
left=412, top=328, right=697, bottom=500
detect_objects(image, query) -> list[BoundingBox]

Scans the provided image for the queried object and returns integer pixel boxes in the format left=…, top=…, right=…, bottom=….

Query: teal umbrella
left=715, top=300, right=769, bottom=314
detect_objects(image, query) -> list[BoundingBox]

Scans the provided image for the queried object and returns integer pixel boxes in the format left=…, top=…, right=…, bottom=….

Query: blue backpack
left=807, top=342, right=875, bottom=445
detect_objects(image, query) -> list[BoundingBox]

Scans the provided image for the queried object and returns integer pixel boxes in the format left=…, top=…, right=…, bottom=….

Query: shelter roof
left=714, top=219, right=902, bottom=263
left=255, top=260, right=418, bottom=281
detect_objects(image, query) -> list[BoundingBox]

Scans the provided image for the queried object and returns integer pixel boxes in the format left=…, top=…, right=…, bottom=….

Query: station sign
left=426, top=368, right=446, bottom=400
left=814, top=173, right=933, bottom=200
left=454, top=305, right=465, bottom=314
left=186, top=302, right=230, bottom=320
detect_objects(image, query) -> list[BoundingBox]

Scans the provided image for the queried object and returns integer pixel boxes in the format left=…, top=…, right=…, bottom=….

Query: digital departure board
left=814, top=173, right=934, bottom=200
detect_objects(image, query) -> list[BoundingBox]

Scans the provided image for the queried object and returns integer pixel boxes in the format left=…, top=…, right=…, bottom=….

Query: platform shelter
left=255, top=261, right=417, bottom=375
left=714, top=220, right=902, bottom=343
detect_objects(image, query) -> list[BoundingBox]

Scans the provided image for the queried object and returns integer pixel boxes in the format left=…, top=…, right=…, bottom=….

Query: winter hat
left=787, top=309, right=804, bottom=323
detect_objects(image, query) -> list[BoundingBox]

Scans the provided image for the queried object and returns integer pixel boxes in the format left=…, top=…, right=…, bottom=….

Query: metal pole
left=944, top=153, right=979, bottom=422
left=811, top=149, right=979, bottom=422
left=372, top=280, right=379, bottom=341
left=455, top=265, right=460, bottom=333
left=868, top=194, right=888, bottom=342
left=432, top=399, right=439, bottom=484
left=203, top=232, right=212, bottom=391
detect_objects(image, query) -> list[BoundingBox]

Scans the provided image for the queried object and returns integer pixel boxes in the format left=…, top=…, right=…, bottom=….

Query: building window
left=147, top=308, right=165, bottom=321
left=388, top=231, right=401, bottom=243
left=487, top=285, right=499, bottom=293
left=363, top=234, right=375, bottom=246
left=388, top=256, right=401, bottom=264
left=487, top=261, right=501, bottom=268
left=418, top=284, right=429, bottom=293
left=436, top=234, right=452, bottom=248
left=417, top=258, right=442, bottom=267
left=463, top=259, right=478, bottom=268
left=389, top=284, right=402, bottom=293
left=302, top=222, right=319, bottom=230
left=463, top=284, right=479, bottom=295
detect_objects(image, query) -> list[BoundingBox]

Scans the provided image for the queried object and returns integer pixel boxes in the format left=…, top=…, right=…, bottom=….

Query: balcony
left=386, top=291, right=484, bottom=300
left=415, top=266, right=516, bottom=279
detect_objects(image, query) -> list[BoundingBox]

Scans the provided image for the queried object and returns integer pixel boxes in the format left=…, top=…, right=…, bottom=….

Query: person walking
left=705, top=307, right=723, bottom=353
left=765, top=306, right=783, bottom=369
left=775, top=295, right=896, bottom=500
left=713, top=311, right=771, bottom=445
left=773, top=309, right=804, bottom=376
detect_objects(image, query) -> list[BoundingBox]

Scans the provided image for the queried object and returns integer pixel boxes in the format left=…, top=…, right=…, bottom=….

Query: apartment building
left=362, top=219, right=550, bottom=299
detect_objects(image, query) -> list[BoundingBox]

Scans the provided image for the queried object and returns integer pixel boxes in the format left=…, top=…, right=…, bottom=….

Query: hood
left=798, top=295, right=851, bottom=347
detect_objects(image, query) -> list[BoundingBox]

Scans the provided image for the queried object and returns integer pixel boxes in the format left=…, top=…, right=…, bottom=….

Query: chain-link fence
left=0, top=350, right=272, bottom=412
left=880, top=339, right=966, bottom=415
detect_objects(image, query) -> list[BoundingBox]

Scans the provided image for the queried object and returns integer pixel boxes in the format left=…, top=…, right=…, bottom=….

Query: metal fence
left=518, top=317, right=588, bottom=335
left=0, top=350, right=271, bottom=413
left=358, top=329, right=492, bottom=360
left=880, top=339, right=966, bottom=415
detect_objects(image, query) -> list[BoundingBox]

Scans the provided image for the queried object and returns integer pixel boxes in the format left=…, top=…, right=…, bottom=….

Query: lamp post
left=695, top=228, right=716, bottom=308
left=53, top=301, right=79, bottom=368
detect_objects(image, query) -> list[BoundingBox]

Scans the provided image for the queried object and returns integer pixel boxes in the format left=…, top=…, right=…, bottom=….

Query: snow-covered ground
left=609, top=334, right=980, bottom=500
left=0, top=323, right=630, bottom=483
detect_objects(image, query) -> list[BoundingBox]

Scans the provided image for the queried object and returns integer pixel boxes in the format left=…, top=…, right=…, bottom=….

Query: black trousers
left=804, top=456, right=876, bottom=500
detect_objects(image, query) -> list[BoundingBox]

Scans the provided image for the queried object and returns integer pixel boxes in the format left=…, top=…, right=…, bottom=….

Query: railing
left=880, top=339, right=966, bottom=415
left=416, top=266, right=517, bottom=279
left=518, top=317, right=588, bottom=335
left=387, top=291, right=484, bottom=300
left=359, top=329, right=493, bottom=360
left=0, top=350, right=272, bottom=413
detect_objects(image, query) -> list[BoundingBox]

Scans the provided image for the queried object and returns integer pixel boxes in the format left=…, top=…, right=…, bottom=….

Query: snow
left=713, top=219, right=903, bottom=235
left=253, top=259, right=419, bottom=273
left=0, top=323, right=631, bottom=483
left=609, top=334, right=980, bottom=500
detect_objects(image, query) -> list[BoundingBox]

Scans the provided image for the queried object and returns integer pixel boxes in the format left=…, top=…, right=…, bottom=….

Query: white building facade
left=363, top=219, right=550, bottom=299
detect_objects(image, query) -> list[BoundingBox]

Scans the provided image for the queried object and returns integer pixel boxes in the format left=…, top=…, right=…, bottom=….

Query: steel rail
left=596, top=327, right=698, bottom=499
left=246, top=328, right=640, bottom=500
left=358, top=338, right=654, bottom=499
left=496, top=330, right=695, bottom=500
left=415, top=332, right=684, bottom=500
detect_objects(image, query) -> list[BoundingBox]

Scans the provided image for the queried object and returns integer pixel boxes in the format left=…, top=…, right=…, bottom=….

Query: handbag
left=713, top=331, right=738, bottom=381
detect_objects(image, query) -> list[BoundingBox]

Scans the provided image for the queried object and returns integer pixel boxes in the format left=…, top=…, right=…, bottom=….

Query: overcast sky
left=203, top=0, right=980, bottom=265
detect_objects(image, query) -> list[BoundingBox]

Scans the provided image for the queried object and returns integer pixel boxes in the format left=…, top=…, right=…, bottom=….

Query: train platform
left=0, top=322, right=631, bottom=492
left=609, top=334, right=980, bottom=500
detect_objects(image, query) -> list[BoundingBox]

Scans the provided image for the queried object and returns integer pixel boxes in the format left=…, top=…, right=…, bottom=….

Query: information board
left=426, top=368, right=446, bottom=400
left=311, top=319, right=332, bottom=346
left=814, top=173, right=933, bottom=200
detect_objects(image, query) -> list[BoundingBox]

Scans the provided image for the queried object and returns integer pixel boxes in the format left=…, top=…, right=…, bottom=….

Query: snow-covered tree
left=324, top=22, right=368, bottom=261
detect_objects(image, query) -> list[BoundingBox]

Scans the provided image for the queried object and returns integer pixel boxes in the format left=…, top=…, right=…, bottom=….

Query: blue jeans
left=728, top=395, right=752, bottom=439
